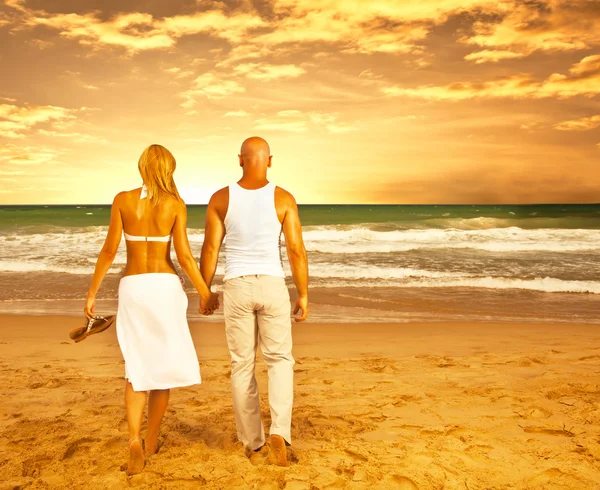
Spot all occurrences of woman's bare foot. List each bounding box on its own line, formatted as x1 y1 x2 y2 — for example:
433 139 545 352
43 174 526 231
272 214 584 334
267 434 288 466
144 437 160 457
127 438 145 475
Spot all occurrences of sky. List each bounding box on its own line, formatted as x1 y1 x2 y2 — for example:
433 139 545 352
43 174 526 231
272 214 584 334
0 0 600 204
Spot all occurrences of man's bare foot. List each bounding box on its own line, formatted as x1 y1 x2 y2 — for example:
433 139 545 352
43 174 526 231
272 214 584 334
127 438 145 475
267 434 288 466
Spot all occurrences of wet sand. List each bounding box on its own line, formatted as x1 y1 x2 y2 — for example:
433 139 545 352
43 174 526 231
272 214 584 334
1 315 600 489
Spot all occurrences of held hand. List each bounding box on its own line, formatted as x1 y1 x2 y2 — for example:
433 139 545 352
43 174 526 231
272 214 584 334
293 296 309 322
84 295 96 320
200 292 219 316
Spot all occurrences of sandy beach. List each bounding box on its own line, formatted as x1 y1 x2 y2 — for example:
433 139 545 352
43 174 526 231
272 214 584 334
0 316 599 489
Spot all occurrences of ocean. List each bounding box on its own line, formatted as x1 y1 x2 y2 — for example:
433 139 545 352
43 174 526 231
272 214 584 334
1 204 599 323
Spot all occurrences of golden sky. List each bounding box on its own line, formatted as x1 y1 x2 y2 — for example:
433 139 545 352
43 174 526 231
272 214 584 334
1 0 599 204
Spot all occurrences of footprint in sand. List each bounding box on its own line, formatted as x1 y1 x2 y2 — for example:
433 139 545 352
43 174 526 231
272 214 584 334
63 436 99 459
28 378 65 389
21 456 53 478
520 425 574 437
514 406 552 420
377 475 419 489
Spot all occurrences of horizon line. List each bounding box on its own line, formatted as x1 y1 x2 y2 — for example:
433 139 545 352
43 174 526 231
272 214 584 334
1 202 599 207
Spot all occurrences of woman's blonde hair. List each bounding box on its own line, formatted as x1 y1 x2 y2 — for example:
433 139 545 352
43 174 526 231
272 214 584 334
138 144 183 205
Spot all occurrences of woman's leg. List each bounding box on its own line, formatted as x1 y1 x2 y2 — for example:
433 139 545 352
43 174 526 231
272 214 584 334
125 381 147 475
146 389 170 455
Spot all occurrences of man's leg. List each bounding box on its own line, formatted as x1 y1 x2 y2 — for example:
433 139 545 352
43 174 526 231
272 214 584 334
224 277 265 450
257 276 294 462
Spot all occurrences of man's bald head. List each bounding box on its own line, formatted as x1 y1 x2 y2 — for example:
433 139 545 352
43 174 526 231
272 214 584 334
238 136 272 176
240 137 270 160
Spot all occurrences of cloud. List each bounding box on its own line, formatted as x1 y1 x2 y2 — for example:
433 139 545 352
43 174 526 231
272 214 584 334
223 110 250 117
381 55 600 100
520 121 546 131
180 73 245 108
0 121 27 139
164 67 194 79
254 119 308 133
277 110 303 117
359 69 383 80
0 103 75 125
461 0 600 64
553 115 600 131
0 103 76 138
0 170 25 175
0 144 62 166
6 3 265 54
37 129 105 143
233 63 306 80
464 50 524 64
4 0 510 63
253 110 358 133
245 0 498 60
325 123 358 133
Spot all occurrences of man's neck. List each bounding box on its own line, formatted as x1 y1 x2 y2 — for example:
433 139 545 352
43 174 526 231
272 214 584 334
237 176 269 190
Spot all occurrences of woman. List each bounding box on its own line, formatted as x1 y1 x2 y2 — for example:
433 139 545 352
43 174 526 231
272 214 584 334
84 144 218 475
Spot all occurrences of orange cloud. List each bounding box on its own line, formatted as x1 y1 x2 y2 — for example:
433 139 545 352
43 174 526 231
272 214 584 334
382 55 600 100
253 110 357 134
464 50 524 64
180 73 245 108
461 1 600 63
554 115 600 131
0 144 62 166
233 63 306 80
0 103 76 138
223 110 250 117
5 2 265 54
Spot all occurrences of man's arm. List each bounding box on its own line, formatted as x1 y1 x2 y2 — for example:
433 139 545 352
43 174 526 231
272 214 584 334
281 190 309 322
200 189 227 288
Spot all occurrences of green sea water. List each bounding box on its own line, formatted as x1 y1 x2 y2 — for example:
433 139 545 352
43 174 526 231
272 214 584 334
0 203 599 232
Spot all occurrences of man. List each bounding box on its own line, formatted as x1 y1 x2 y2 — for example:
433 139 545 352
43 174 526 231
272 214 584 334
200 136 309 466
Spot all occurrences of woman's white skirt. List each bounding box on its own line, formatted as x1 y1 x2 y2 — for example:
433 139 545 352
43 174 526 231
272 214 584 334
117 273 201 391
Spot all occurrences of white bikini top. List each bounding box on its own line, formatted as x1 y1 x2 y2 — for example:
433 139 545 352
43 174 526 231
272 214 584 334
123 185 172 242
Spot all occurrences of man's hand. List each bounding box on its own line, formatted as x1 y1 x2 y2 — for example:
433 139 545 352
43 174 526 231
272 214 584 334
200 291 220 315
293 296 309 322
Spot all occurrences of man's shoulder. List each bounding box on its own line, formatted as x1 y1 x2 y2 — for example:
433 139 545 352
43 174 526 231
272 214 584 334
208 186 230 215
209 186 229 202
274 185 296 204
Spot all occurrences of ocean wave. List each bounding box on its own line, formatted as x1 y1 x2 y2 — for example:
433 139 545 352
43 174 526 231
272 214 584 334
2 222 600 254
300 226 600 253
0 260 121 275
315 276 600 294
0 259 226 276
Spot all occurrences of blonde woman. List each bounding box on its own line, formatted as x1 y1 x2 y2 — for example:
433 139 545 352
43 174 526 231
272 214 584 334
84 144 218 475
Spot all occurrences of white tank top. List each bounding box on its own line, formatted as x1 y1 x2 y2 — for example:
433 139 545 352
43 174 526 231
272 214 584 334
223 182 285 281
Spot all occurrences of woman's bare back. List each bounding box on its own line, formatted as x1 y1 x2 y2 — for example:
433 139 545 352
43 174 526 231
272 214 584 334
119 187 180 277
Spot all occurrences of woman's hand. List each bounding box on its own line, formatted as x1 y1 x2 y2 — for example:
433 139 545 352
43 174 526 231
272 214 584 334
200 291 219 315
84 295 96 320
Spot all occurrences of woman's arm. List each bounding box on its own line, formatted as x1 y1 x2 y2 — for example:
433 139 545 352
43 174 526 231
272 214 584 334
84 193 124 318
172 201 218 312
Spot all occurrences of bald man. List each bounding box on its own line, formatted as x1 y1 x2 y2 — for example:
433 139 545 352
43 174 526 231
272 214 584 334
200 136 309 466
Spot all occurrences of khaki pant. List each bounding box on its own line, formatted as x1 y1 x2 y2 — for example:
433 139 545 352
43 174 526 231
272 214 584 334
223 275 294 450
